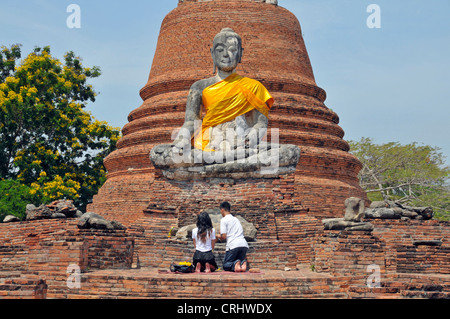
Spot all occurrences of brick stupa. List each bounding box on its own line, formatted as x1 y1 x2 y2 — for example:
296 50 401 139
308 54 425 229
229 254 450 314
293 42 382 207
89 0 367 227
2 0 449 300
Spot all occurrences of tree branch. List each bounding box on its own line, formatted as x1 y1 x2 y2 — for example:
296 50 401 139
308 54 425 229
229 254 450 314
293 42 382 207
365 183 423 194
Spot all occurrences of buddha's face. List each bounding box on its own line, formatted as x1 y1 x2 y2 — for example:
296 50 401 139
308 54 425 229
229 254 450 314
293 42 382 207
212 36 241 72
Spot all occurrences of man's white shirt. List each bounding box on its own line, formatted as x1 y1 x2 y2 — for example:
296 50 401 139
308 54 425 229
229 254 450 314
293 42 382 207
220 214 249 250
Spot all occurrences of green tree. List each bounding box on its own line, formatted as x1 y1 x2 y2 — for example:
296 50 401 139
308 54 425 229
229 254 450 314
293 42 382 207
349 138 450 220
0 44 120 214
0 179 40 222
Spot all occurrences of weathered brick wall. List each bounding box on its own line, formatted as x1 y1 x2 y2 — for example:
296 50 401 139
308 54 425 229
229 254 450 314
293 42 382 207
129 207 299 270
370 219 450 274
274 210 322 265
89 171 155 226
121 172 325 269
0 219 82 272
2 215 450 299
0 277 47 299
397 246 450 274
131 172 303 238
117 171 365 269
78 229 134 271
132 237 297 271
0 220 134 274
313 231 387 279
371 219 450 245
312 219 450 278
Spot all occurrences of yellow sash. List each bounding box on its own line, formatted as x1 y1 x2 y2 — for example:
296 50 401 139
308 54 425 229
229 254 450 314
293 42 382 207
194 73 274 151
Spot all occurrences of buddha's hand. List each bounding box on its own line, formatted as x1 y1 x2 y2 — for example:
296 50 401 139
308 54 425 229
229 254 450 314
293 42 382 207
171 137 191 155
245 129 259 149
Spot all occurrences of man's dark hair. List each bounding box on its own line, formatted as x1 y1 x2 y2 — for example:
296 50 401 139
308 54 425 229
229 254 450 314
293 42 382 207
220 201 231 212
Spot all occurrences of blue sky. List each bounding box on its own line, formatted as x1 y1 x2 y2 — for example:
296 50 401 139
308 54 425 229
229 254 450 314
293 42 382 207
1 0 449 165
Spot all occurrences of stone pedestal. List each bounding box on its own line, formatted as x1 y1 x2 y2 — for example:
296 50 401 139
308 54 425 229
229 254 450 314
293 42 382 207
123 166 327 268
141 169 306 240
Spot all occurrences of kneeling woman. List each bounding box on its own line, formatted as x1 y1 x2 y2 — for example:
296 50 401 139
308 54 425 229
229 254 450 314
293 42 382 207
192 212 218 273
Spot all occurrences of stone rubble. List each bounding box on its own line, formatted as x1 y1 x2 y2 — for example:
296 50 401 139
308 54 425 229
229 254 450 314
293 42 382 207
366 200 433 221
3 199 126 231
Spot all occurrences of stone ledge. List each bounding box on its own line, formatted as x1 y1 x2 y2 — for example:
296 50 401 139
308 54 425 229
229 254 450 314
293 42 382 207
150 143 300 180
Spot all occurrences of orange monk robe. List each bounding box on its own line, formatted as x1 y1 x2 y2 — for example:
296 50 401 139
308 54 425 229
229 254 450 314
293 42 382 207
194 73 274 151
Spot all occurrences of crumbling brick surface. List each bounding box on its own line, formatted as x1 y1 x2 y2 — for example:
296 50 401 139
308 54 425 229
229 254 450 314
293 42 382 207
0 219 134 274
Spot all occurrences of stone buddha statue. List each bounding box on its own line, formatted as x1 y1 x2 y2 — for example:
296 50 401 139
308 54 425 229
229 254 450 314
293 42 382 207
150 28 300 180
173 27 272 153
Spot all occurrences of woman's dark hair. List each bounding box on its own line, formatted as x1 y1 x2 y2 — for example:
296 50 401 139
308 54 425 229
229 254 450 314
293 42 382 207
197 212 213 244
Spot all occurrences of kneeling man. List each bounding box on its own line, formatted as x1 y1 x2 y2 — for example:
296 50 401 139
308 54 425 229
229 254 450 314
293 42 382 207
218 202 249 272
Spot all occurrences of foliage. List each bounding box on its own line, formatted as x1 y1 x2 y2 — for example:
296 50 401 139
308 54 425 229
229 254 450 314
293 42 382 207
0 44 120 215
0 179 41 222
349 137 450 220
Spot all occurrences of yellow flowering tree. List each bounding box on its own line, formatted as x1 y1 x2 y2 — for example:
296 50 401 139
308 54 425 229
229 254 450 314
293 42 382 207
0 45 121 214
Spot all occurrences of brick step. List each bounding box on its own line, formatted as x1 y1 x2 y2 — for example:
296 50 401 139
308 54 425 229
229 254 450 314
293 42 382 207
5 269 450 299
373 294 403 299
44 268 347 299
399 283 450 299
404 283 450 292
401 290 450 299
347 278 450 299
63 291 349 300
0 275 48 299
347 286 402 299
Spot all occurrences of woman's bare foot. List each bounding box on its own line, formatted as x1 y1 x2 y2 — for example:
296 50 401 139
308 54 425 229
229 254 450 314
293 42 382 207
205 263 212 273
234 261 242 272
195 263 202 273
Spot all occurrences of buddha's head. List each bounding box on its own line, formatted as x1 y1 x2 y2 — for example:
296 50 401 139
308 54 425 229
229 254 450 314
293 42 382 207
211 28 244 73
